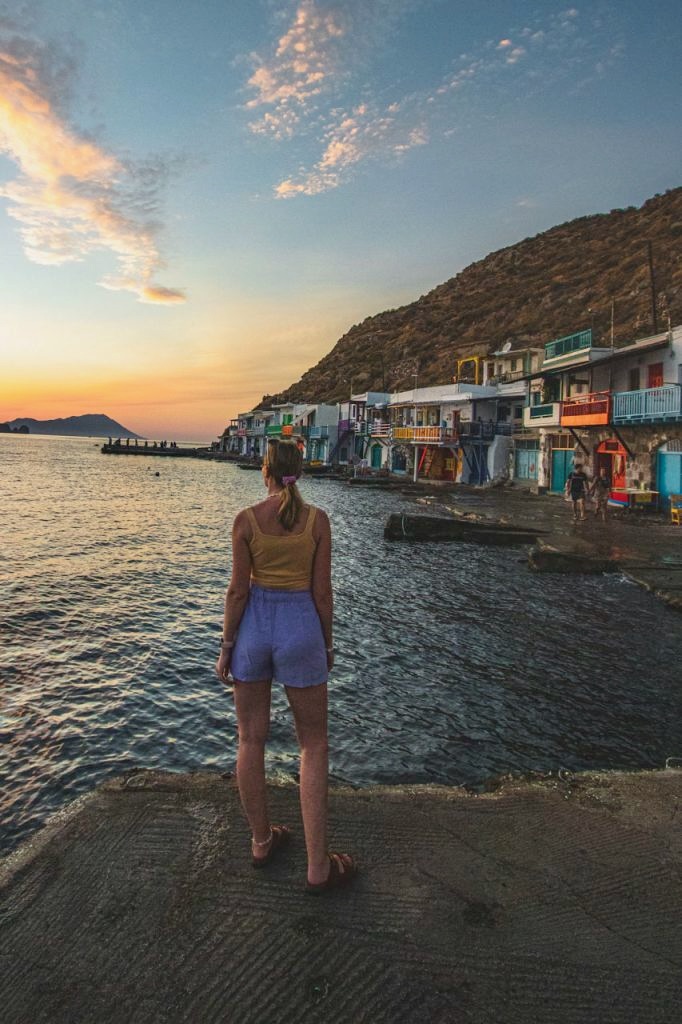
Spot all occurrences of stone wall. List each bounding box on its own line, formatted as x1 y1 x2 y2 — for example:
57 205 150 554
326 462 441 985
571 424 682 489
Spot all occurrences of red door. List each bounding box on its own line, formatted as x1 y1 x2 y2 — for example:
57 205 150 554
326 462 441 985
596 439 627 502
647 362 663 388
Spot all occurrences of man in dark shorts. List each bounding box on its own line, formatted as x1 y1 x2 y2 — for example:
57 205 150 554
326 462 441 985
565 463 589 521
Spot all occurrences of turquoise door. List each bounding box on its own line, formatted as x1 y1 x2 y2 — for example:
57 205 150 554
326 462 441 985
551 449 573 492
371 444 382 469
515 448 538 480
657 449 682 504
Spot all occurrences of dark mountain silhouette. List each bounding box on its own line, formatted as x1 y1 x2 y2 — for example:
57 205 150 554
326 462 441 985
8 414 142 438
262 188 682 405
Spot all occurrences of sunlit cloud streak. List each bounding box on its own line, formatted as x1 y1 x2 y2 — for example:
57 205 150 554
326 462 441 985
0 22 185 303
246 0 346 139
250 4 622 198
275 103 429 197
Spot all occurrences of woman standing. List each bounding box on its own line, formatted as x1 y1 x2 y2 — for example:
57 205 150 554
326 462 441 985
216 439 356 893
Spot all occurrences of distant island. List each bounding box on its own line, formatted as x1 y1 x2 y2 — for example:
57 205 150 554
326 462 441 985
0 422 30 434
4 414 142 439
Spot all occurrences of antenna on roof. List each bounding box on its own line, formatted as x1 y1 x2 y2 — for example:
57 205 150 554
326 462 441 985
501 341 512 353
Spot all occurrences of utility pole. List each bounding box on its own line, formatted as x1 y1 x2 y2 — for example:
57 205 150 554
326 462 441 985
647 240 658 333
610 298 615 351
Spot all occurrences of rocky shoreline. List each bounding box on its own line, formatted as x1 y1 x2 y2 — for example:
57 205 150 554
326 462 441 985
395 485 682 611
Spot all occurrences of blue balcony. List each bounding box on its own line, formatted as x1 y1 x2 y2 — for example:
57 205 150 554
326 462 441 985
612 385 682 424
543 329 592 363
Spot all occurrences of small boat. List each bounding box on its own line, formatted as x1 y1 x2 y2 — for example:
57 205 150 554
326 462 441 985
237 462 262 470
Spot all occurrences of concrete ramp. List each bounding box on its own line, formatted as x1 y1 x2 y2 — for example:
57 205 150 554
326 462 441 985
1 770 681 1023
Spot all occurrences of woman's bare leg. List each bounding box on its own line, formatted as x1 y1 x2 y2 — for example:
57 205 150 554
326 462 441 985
233 680 273 856
286 683 330 885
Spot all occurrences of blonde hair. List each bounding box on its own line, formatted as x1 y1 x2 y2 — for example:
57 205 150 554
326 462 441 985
264 439 304 530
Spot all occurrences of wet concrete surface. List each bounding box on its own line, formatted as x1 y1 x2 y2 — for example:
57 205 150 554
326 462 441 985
413 486 682 609
1 769 681 1024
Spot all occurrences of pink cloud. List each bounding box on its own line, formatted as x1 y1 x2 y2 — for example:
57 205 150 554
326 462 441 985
0 38 185 303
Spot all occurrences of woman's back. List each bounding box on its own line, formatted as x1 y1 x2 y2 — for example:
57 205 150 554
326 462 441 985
246 500 318 590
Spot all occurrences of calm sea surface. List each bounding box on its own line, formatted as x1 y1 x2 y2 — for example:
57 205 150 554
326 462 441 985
2 434 681 854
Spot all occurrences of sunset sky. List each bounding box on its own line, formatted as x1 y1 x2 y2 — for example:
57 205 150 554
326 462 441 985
1 0 681 440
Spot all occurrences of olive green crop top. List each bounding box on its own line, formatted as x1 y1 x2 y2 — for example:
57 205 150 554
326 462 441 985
246 505 317 590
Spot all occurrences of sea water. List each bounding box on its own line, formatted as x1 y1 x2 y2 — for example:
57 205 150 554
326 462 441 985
1 434 681 854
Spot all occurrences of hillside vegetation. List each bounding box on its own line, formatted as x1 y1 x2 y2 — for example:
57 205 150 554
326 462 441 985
262 188 682 405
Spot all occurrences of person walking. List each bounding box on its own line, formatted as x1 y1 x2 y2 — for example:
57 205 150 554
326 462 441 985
565 463 590 521
216 439 357 893
590 467 611 523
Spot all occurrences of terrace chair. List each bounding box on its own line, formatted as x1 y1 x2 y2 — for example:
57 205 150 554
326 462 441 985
671 495 682 525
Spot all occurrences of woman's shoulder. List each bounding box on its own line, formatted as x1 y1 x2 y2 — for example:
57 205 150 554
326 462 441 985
310 505 330 534
233 507 254 528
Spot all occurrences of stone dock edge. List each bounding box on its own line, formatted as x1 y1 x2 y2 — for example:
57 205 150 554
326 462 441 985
1 767 681 1023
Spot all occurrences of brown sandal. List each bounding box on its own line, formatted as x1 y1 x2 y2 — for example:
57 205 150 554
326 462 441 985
306 852 357 894
252 825 291 868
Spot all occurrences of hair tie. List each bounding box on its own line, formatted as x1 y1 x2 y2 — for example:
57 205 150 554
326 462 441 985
281 475 298 486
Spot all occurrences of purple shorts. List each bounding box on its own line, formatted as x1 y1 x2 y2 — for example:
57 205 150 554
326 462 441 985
231 585 328 688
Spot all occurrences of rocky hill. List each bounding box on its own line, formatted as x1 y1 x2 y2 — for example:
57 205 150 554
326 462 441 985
8 414 141 438
262 188 682 405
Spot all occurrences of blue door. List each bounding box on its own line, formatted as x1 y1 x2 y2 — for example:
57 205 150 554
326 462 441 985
515 448 538 480
371 444 382 469
551 449 573 492
657 449 682 505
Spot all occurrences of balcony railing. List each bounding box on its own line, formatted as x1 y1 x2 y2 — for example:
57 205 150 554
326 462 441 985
458 421 512 439
560 391 611 427
392 425 440 442
298 425 329 439
529 404 554 418
391 425 459 444
265 424 282 436
487 369 527 385
544 329 593 363
338 418 358 434
612 385 682 424
237 428 247 437
522 402 561 428
246 426 265 436
369 421 390 436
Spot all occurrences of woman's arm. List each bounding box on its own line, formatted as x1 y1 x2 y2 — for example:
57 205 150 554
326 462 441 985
216 510 252 683
311 509 334 668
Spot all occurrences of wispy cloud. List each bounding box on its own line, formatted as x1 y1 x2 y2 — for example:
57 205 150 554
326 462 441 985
246 0 347 139
0 20 185 303
247 3 622 199
275 102 428 197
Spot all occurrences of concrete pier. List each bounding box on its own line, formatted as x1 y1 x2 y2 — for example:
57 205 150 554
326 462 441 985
1 769 681 1023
